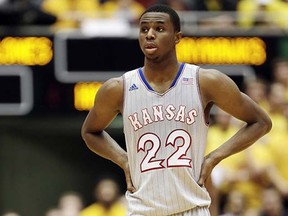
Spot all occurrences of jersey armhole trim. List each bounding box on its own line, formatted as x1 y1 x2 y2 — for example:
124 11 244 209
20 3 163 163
196 67 210 127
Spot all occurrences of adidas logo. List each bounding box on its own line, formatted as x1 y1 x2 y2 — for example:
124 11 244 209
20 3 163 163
129 83 139 91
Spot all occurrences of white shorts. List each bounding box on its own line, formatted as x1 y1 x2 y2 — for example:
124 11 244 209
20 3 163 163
170 206 210 216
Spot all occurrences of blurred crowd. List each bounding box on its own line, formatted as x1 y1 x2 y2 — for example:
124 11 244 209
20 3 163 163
1 0 288 216
207 58 288 216
0 0 288 30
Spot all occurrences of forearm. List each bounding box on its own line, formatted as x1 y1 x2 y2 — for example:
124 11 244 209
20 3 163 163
82 130 128 169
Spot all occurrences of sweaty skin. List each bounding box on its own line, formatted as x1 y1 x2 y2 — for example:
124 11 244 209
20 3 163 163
81 11 272 215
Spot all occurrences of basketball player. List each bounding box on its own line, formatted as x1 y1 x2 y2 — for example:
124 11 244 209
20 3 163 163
81 4 272 216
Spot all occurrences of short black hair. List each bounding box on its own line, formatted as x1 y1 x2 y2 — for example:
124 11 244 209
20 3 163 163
140 4 181 32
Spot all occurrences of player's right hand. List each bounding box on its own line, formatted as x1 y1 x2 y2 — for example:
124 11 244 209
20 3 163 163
123 161 136 193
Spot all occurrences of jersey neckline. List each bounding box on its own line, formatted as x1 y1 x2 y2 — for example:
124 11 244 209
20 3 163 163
138 63 185 93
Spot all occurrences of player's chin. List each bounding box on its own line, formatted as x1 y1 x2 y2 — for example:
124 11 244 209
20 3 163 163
144 51 159 59
145 55 159 61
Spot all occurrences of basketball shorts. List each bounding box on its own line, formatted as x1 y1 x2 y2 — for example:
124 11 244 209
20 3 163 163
170 206 210 216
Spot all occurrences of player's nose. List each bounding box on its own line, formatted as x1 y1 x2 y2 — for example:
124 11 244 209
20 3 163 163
146 28 155 40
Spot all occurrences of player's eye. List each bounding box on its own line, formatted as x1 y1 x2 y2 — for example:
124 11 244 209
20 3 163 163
141 27 148 33
156 26 164 32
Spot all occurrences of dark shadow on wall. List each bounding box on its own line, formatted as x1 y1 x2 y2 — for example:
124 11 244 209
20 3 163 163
0 114 126 216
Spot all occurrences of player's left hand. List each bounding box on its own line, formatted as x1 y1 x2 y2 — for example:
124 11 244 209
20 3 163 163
197 155 215 186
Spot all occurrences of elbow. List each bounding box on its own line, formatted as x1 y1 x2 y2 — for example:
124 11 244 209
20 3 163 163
81 125 93 148
81 125 89 146
266 118 272 134
81 125 103 150
261 115 272 135
81 127 95 151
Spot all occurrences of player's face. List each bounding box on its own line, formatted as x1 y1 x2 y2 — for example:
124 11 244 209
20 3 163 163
138 12 180 61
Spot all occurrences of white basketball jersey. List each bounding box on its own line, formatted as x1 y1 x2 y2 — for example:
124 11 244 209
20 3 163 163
122 63 211 216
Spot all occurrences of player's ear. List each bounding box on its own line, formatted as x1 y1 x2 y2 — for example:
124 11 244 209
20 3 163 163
175 31 182 44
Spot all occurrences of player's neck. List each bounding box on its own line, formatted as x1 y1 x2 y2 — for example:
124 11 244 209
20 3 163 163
143 58 180 80
144 63 180 84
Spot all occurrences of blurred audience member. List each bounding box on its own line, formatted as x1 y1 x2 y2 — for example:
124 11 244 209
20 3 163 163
135 0 156 8
45 192 83 216
0 0 56 25
265 140 288 200
45 208 61 216
203 0 238 11
221 189 247 216
265 116 288 199
156 0 192 11
244 78 269 111
245 82 288 204
266 82 287 134
2 212 20 216
272 58 288 100
41 0 101 28
80 176 127 216
137 0 157 8
58 191 84 216
41 0 144 29
237 0 288 29
259 186 288 216
100 0 145 23
195 0 237 29
243 76 288 209
206 107 241 189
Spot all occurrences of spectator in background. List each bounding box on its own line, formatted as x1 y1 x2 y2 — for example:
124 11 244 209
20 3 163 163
196 0 238 29
135 0 156 8
272 58 288 100
156 0 238 11
41 0 101 28
259 186 288 216
45 208 61 216
156 0 192 11
58 191 84 216
202 0 238 11
205 107 241 193
243 74 288 211
243 78 270 112
41 0 145 29
237 0 288 29
1 212 20 216
265 135 288 203
266 82 287 135
264 87 288 199
0 0 56 25
45 191 84 216
221 189 247 216
80 176 127 216
244 81 288 214
100 0 145 23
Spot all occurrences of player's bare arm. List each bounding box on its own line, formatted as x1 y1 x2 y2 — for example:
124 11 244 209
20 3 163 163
81 77 136 192
197 68 272 185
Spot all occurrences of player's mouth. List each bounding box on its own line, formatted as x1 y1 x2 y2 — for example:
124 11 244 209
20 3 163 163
144 44 158 54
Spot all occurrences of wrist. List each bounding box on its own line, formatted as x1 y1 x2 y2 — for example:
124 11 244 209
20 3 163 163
205 151 224 167
115 153 128 170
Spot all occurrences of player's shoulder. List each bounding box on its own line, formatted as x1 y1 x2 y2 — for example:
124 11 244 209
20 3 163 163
198 67 229 83
101 68 140 92
123 68 139 80
100 76 123 95
198 67 240 100
182 63 225 83
96 77 123 108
